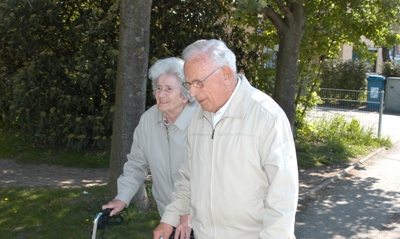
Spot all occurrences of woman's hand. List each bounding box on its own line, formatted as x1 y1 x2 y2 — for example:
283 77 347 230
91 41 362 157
101 199 126 216
153 222 173 239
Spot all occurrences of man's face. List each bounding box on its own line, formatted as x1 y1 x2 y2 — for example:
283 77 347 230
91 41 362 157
184 57 225 113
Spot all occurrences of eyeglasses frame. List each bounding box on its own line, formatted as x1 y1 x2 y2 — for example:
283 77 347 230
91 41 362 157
182 66 223 90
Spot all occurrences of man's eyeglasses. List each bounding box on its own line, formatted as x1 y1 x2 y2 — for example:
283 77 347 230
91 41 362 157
182 66 223 90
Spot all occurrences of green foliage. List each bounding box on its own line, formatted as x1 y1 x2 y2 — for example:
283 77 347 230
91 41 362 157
295 59 370 131
0 0 119 150
296 116 392 168
294 89 322 135
235 24 277 95
149 0 276 95
2 0 400 151
233 2 282 95
0 186 160 239
148 0 244 104
0 0 247 150
0 125 110 168
381 61 400 77
301 0 400 61
294 0 400 132
150 0 232 59
320 59 370 90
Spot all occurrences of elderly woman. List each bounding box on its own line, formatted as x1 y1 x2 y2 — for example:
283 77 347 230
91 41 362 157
102 57 197 236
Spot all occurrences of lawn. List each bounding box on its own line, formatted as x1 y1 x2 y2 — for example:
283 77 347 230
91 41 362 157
0 186 160 239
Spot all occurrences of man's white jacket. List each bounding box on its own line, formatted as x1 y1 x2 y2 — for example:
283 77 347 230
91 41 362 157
162 75 299 239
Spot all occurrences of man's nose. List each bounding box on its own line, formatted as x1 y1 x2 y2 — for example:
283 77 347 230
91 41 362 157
189 85 198 97
189 86 197 97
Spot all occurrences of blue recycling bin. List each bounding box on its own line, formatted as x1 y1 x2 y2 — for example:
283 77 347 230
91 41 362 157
367 75 385 109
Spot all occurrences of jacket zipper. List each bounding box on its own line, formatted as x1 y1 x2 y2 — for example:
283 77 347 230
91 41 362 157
210 116 226 139
164 124 173 183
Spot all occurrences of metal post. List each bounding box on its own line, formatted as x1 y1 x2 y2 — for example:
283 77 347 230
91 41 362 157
378 90 384 138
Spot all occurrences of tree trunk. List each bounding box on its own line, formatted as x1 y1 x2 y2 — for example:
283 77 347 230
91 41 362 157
274 28 303 131
262 1 305 131
108 0 152 210
382 47 391 62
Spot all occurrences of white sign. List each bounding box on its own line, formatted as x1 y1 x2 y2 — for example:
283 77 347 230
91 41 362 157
370 87 379 99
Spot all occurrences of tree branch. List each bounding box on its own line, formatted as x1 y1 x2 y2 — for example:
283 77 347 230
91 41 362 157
261 0 304 34
260 6 286 34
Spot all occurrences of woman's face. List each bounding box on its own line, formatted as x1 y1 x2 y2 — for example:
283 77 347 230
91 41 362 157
155 73 188 116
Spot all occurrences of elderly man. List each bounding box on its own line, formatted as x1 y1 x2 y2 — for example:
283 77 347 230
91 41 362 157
154 39 298 239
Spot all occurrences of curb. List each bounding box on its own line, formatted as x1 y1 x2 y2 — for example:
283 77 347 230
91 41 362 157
298 147 386 202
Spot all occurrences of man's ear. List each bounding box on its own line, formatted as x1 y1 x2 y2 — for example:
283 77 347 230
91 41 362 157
222 66 234 86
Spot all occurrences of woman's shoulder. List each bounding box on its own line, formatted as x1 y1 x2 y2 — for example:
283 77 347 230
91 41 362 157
140 104 161 121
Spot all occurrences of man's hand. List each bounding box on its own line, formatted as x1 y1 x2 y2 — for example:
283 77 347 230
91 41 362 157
102 199 126 217
153 222 173 239
174 214 192 239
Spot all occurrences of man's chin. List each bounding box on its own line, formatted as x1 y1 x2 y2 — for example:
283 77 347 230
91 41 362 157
200 105 213 112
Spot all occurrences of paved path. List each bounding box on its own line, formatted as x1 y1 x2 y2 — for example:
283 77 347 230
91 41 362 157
295 141 400 238
0 159 108 188
295 109 400 238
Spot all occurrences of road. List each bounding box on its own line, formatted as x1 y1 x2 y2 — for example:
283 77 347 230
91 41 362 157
295 141 400 239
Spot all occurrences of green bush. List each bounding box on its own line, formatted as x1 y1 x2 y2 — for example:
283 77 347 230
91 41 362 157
0 0 119 150
381 61 400 77
296 115 392 168
0 0 247 150
320 59 371 90
319 59 371 105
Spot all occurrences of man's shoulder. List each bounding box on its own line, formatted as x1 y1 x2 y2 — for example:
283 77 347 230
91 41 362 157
244 84 286 118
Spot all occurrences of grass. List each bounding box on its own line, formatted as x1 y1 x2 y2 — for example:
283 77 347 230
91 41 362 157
296 116 392 168
0 186 160 239
0 116 394 238
0 126 160 238
0 127 110 168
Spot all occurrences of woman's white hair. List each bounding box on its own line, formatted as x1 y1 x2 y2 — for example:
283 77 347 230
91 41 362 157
148 57 194 103
182 39 237 77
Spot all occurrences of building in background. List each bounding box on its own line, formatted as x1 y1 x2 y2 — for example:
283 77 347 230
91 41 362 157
339 37 400 73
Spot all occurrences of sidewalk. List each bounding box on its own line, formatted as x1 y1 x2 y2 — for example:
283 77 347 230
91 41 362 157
295 135 400 239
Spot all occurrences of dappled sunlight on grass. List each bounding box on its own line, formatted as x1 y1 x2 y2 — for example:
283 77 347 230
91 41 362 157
0 186 159 239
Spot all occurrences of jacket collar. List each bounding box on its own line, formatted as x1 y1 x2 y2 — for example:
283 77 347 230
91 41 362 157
158 101 199 131
175 101 198 130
